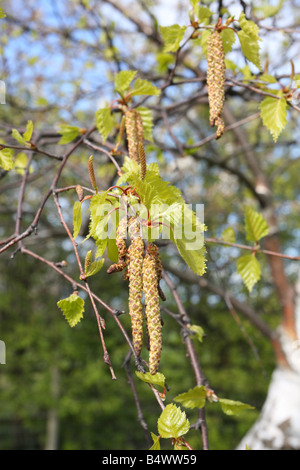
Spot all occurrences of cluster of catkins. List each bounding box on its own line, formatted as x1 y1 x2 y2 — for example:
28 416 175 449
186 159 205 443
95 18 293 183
107 216 164 375
207 30 226 139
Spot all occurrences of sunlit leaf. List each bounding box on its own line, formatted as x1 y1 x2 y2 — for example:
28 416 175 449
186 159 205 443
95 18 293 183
237 254 261 292
174 386 207 409
157 404 190 439
57 293 85 327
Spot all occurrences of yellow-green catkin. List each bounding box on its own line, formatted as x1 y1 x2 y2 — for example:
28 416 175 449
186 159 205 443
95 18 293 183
143 243 162 375
107 216 128 274
127 217 144 357
207 30 225 139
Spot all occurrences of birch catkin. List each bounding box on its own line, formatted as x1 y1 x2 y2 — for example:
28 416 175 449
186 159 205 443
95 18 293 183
107 216 128 274
207 30 225 139
125 109 144 163
143 243 162 375
127 217 144 357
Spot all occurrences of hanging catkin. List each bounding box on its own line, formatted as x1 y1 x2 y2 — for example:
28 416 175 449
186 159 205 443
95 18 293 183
143 243 162 375
125 109 145 163
107 216 128 274
127 217 144 357
207 30 225 139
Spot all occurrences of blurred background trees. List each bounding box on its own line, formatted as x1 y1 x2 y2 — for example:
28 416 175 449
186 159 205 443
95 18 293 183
0 0 300 450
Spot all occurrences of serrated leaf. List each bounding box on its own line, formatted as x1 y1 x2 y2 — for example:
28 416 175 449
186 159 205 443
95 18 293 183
260 96 287 142
195 6 213 22
12 128 27 145
58 125 80 145
219 398 255 416
159 24 187 53
114 70 137 93
238 30 261 69
0 147 14 171
131 78 160 97
239 12 260 40
174 386 207 410
150 433 161 451
189 324 205 343
23 120 33 142
73 201 82 239
222 227 236 243
244 205 269 242
57 293 85 327
157 404 190 439
237 254 261 292
221 28 236 54
135 371 166 389
95 107 115 142
85 258 104 277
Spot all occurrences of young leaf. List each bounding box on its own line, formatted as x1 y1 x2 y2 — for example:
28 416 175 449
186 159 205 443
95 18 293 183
57 293 85 327
195 6 213 23
157 404 190 439
135 371 166 389
23 120 33 142
219 398 255 416
237 30 261 69
222 226 236 243
174 386 207 410
149 433 161 451
260 96 287 142
85 258 104 277
159 24 187 53
58 125 80 145
114 70 137 94
189 324 205 343
0 8 6 19
239 12 260 40
14 152 33 175
244 205 269 242
0 147 14 171
220 28 236 54
12 128 27 146
131 78 160 97
73 201 82 239
237 254 261 292
96 107 115 142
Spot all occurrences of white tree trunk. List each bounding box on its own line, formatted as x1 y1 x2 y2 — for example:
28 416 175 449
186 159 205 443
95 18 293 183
237 274 300 450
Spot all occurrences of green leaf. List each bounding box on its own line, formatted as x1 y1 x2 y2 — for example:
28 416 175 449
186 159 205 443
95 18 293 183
114 70 137 93
260 96 287 142
0 147 14 171
95 107 115 142
0 8 6 19
244 205 269 242
131 78 161 97
58 125 80 145
157 404 190 439
220 28 236 54
73 201 82 239
222 227 236 243
200 30 212 57
85 258 104 277
57 293 85 327
195 6 213 23
219 398 255 416
237 30 261 69
107 236 119 263
237 254 261 292
159 24 187 53
150 433 161 451
174 386 207 410
12 128 27 146
239 12 260 40
23 120 33 142
14 152 33 175
135 371 166 389
189 324 205 343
